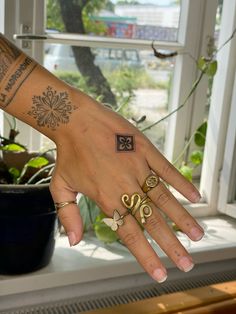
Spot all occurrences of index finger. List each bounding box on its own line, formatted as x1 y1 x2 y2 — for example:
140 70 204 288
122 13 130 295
147 144 201 203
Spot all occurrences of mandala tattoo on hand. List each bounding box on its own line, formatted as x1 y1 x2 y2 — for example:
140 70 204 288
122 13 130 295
116 134 135 152
28 86 77 130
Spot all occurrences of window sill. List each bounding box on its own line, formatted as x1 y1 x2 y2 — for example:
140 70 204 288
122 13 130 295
0 215 236 299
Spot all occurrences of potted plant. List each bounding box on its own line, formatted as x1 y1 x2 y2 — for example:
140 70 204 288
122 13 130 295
0 121 57 275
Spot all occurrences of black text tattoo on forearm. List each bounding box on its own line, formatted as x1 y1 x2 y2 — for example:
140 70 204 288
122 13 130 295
0 34 37 108
28 86 77 130
116 134 136 152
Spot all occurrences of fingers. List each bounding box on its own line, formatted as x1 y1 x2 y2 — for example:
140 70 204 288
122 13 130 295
97 180 169 282
50 178 83 246
127 190 196 273
135 207 195 273
116 214 167 283
148 181 204 241
147 144 201 203
106 178 195 281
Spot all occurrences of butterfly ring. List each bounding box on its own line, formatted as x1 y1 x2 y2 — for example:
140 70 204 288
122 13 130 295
102 209 130 231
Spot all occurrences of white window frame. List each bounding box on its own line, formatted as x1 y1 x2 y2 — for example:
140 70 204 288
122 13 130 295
0 0 220 216
218 76 236 218
200 0 236 217
205 0 236 219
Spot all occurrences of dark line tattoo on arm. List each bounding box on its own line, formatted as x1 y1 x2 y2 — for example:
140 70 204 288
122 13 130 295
116 134 136 152
28 86 77 130
0 33 37 108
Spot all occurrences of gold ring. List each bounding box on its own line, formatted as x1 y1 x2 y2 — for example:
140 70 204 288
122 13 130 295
102 209 129 231
121 192 152 224
54 200 77 211
142 174 160 193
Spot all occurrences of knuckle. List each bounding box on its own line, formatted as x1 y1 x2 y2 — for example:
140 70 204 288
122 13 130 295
161 163 174 178
156 191 171 206
57 210 72 224
49 181 55 193
49 180 59 197
142 254 158 270
122 231 140 248
146 215 163 233
138 136 149 154
165 240 179 253
95 189 110 212
177 211 194 227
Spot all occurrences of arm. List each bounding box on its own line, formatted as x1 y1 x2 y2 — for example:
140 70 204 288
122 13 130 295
0 33 203 283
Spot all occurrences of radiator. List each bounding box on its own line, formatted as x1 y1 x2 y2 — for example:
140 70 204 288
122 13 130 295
1 259 236 314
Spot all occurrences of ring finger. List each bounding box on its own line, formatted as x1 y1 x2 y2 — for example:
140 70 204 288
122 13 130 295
128 190 195 273
146 179 204 241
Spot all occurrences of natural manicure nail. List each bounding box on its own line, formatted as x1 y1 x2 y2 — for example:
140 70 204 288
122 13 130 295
192 192 201 203
152 268 167 283
179 257 194 272
190 227 204 241
67 231 77 247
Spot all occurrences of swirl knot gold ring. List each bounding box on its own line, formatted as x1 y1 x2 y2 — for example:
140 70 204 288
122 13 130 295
142 174 160 193
121 193 152 224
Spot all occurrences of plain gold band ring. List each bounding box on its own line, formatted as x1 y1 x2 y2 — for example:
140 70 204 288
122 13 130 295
54 200 77 211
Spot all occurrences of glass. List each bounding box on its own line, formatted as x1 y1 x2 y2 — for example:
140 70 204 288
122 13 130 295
46 0 181 42
43 44 175 153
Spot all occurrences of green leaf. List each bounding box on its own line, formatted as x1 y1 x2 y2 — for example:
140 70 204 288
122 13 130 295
190 150 203 165
194 121 207 147
79 195 100 232
1 143 25 152
8 167 20 182
197 57 217 77
26 156 49 168
94 213 119 244
197 56 207 72
206 60 217 77
179 165 193 181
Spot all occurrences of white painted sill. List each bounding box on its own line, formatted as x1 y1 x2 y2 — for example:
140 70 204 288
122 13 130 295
0 215 236 298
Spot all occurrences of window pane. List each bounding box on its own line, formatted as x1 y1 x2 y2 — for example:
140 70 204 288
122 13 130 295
46 0 181 42
43 44 174 153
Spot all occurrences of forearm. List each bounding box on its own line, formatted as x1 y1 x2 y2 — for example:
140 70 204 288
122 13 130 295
0 33 81 142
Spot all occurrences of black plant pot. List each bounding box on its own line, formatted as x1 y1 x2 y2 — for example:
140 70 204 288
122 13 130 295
0 184 58 274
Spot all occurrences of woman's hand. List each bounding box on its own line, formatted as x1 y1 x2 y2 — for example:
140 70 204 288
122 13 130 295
50 89 204 283
0 33 203 282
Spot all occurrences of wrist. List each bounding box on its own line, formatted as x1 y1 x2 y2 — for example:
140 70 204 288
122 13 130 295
52 87 100 146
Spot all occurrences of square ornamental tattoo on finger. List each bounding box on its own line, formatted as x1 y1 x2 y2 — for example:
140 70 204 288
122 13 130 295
116 134 136 152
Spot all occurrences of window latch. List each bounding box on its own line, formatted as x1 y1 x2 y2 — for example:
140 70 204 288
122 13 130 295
14 34 48 40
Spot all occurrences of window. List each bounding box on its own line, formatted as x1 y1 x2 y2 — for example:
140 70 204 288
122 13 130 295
200 0 236 219
1 0 224 216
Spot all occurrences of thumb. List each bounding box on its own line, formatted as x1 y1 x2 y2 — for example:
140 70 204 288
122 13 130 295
50 178 84 247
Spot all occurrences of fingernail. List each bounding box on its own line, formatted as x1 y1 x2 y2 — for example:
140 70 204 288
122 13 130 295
190 227 204 241
191 192 201 203
152 268 167 283
179 257 194 272
67 232 77 247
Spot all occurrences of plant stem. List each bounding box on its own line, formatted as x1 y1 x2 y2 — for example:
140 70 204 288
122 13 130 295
26 163 55 184
173 132 196 165
84 196 94 230
3 114 14 130
141 70 205 132
216 26 236 55
35 176 52 185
